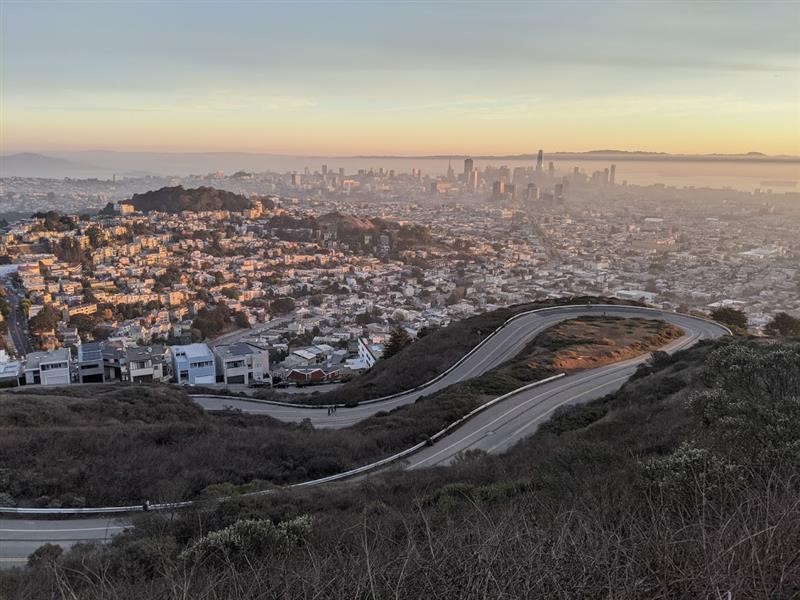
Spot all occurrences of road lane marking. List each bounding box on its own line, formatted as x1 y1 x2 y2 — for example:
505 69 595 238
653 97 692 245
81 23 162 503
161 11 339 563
408 368 631 468
487 373 633 452
0 526 129 533
408 330 701 469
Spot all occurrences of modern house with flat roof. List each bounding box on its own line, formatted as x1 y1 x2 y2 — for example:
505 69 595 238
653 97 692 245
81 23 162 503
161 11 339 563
77 341 105 384
213 342 270 385
171 343 215 385
24 348 72 386
124 344 171 383
0 350 22 387
357 337 384 370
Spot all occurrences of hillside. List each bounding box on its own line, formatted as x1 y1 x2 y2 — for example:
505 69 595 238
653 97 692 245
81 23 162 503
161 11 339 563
3 339 797 598
0 308 666 508
121 185 254 213
267 296 644 405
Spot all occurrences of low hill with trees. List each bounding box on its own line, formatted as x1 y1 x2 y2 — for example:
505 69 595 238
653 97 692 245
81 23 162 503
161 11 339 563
120 186 254 214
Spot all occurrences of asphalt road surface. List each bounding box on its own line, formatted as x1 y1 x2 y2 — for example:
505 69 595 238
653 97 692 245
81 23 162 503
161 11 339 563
194 305 726 429
1 278 35 357
0 518 131 568
0 305 729 566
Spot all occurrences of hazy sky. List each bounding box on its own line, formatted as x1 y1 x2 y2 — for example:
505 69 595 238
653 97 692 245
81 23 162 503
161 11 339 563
1 0 798 155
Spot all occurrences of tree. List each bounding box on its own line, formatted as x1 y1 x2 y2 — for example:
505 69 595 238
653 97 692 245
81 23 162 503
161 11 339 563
382 326 412 360
233 311 250 329
29 304 60 333
85 225 103 248
221 287 241 300
27 543 63 568
19 298 31 319
355 311 374 326
765 312 800 338
710 307 747 332
270 297 295 315
70 314 99 338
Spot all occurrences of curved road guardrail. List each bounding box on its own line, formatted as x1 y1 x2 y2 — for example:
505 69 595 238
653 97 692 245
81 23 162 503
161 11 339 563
192 304 730 411
0 374 567 515
0 304 730 517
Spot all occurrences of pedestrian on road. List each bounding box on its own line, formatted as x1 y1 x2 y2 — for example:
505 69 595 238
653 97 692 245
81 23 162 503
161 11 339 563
327 407 331 416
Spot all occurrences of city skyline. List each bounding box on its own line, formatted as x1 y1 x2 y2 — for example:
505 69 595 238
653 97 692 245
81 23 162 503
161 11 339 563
1 0 799 155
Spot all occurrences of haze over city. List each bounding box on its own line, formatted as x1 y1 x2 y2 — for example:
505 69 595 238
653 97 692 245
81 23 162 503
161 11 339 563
2 0 799 156
1 1 799 596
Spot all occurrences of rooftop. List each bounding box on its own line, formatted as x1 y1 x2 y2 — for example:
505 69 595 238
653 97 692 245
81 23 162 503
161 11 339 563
172 343 213 360
214 341 267 358
25 348 71 369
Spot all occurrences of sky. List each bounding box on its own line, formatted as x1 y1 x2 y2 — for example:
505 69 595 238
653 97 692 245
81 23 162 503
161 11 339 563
1 0 799 156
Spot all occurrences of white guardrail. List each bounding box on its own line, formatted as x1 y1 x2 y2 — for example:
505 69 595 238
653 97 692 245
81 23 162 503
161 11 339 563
0 374 566 515
191 303 730 409
0 303 730 516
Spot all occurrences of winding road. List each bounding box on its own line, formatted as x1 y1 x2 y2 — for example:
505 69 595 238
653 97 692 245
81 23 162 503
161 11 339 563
0 305 730 567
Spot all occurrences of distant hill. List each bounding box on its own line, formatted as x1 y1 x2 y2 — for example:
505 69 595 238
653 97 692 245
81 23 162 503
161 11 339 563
351 150 799 163
316 211 376 234
121 186 254 213
0 153 110 178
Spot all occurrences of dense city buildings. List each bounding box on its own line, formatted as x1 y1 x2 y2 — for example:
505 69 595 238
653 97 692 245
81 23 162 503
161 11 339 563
0 155 798 386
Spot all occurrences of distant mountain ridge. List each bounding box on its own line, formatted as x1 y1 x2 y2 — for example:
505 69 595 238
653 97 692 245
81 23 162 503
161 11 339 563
0 153 109 178
2 149 798 180
349 150 799 162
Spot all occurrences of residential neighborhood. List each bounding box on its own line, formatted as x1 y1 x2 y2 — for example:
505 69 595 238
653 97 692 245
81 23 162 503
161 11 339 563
0 159 797 388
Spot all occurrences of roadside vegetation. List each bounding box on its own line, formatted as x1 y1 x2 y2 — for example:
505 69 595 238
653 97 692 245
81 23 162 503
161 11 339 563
1 312 671 508
255 295 643 405
2 339 797 598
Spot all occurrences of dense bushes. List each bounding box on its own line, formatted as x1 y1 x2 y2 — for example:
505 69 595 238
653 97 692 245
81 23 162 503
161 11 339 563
2 340 797 598
1 313 679 508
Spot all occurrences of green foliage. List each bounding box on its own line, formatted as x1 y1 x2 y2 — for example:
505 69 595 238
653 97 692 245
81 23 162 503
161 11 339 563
302 296 636 406
27 543 63 568
641 442 740 502
233 310 250 329
765 312 800 338
382 325 411 360
710 306 748 332
31 211 77 232
220 287 240 300
631 349 674 379
191 305 232 339
70 313 99 338
539 403 609 435
5 338 799 599
270 297 295 315
689 342 800 461
125 186 253 214
179 515 312 563
110 535 178 578
424 480 530 511
29 304 60 333
54 236 86 263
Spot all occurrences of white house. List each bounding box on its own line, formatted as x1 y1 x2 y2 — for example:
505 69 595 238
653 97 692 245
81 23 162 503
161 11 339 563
24 348 72 386
0 349 21 387
357 337 384 370
213 342 270 385
171 343 215 385
124 344 171 383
